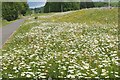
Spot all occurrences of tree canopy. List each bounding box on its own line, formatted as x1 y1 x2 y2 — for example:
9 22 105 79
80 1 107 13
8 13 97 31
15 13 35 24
2 2 30 21
44 1 95 13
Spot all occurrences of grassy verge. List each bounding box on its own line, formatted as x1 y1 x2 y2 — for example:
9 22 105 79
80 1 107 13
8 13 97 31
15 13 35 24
1 19 19 27
2 15 27 27
2 8 119 78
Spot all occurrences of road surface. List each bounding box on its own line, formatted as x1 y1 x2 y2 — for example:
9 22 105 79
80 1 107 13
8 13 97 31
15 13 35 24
0 18 25 48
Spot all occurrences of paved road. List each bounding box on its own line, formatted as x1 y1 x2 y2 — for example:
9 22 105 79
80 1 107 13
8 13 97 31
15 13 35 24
0 18 25 48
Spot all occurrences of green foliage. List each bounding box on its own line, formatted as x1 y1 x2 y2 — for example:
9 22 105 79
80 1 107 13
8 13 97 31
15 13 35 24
44 1 96 13
44 2 80 13
110 2 119 7
20 3 29 16
80 2 95 9
44 1 119 13
2 2 29 21
2 2 18 21
93 2 119 7
63 2 80 11
94 2 108 7
44 2 61 13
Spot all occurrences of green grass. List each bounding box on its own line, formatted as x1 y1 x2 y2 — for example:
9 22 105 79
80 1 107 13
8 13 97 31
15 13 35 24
2 15 26 27
2 8 119 78
37 8 118 25
2 20 12 27
0 20 1 27
2 20 16 27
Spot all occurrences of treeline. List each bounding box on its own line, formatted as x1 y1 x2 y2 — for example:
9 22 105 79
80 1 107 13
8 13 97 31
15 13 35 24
94 2 118 7
34 1 118 13
2 2 30 21
44 2 95 13
44 2 80 13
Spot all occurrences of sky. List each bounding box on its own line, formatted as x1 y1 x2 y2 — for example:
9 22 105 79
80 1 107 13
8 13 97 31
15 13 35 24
27 0 107 9
27 0 46 9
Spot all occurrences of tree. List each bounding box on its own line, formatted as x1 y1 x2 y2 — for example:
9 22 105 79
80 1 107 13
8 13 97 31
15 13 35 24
44 2 80 13
63 2 80 11
2 2 18 21
2 2 29 21
20 3 29 16
80 0 95 9
93 2 108 7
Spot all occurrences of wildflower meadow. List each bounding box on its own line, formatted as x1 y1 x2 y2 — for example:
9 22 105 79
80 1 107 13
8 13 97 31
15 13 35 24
2 8 119 79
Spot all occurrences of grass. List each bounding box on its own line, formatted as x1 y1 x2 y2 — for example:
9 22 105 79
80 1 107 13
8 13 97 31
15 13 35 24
2 15 26 27
37 8 118 25
2 20 13 27
0 20 1 27
2 8 119 78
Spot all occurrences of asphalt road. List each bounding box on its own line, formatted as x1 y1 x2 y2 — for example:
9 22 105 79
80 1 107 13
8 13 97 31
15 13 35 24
0 18 25 48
